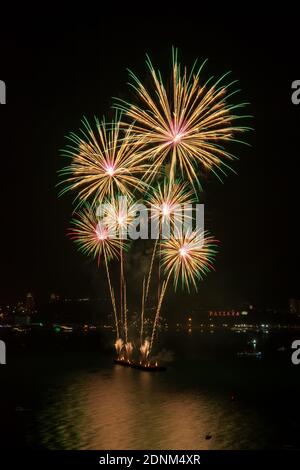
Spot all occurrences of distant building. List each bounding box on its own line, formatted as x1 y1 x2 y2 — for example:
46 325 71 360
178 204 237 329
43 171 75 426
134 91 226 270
25 292 35 314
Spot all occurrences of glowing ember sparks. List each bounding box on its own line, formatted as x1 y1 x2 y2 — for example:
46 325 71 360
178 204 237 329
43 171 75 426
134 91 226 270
125 341 133 360
140 340 150 362
115 338 124 358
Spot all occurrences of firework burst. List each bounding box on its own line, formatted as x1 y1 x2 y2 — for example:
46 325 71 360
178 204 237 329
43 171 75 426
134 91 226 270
116 48 250 190
59 114 149 205
68 204 123 264
148 179 195 225
102 196 138 238
161 230 218 292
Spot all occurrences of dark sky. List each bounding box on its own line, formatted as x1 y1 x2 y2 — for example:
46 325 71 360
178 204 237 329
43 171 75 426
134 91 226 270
0 15 299 309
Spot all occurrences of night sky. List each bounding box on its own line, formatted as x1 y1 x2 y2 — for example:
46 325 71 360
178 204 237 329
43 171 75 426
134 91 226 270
0 15 299 309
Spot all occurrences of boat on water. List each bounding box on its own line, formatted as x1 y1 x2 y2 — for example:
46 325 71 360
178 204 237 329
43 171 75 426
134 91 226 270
113 358 166 372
